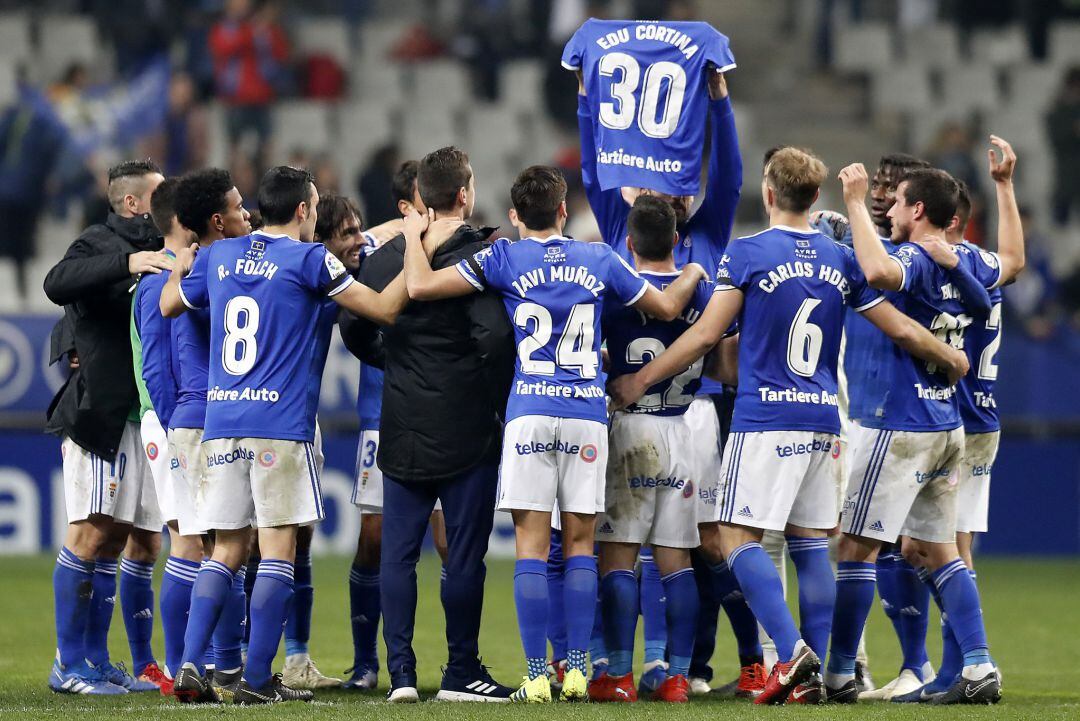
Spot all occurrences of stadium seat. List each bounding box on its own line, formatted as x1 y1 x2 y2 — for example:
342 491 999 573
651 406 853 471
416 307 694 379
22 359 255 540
334 101 395 182
500 60 544 106
23 257 57 313
1048 22 1080 65
906 108 969 154
871 65 933 114
0 259 22 313
400 106 461 163
901 24 962 68
833 23 895 74
351 58 407 107
359 19 412 65
296 19 351 65
1007 64 1063 114
38 16 98 78
970 26 1031 68
465 105 524 159
411 60 471 102
940 65 1001 113
0 13 31 64
273 102 333 156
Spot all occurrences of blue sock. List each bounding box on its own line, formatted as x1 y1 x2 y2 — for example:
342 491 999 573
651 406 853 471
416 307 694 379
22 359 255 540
564 555 598 674
919 567 961 692
727 542 800 661
513 558 548 679
84 559 118 666
285 550 312 658
895 556 931 675
53 547 95 668
588 594 607 669
875 550 905 643
600 570 637 676
786 537 835 661
827 561 876 678
348 564 381 671
244 560 295 689
546 534 567 662
212 566 246 673
161 557 199 677
241 556 258 650
661 568 699 678
119 558 156 674
638 551 666 666
712 561 763 661
179 560 233 673
932 560 990 668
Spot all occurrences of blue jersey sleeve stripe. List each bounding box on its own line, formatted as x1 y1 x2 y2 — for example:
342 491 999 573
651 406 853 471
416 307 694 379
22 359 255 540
456 262 485 291
853 295 885 313
985 251 1004 289
326 274 355 297
561 60 580 70
713 283 739 293
177 283 199 310
623 279 649 307
712 61 737 72
888 255 907 290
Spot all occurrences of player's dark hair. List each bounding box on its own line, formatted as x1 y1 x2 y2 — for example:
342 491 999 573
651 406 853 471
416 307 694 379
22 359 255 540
106 158 162 212
898 168 959 229
392 160 419 205
510 165 567 230
175 168 234 238
627 195 677 261
877 153 930 180
418 147 471 212
150 177 179 236
954 179 972 229
315 194 362 244
258 166 315 226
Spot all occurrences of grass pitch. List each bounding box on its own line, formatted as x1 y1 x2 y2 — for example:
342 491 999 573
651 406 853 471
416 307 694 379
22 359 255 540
0 554 1077 719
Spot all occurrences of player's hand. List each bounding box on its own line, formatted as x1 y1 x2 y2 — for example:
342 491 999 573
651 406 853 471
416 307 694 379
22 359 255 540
810 209 851 243
988 134 1016 184
681 262 708 282
608 373 647 412
128 250 174 276
423 217 464 255
707 69 728 100
945 348 970 386
68 350 79 370
575 69 585 96
173 242 198 276
914 237 959 269
403 207 430 240
838 163 869 205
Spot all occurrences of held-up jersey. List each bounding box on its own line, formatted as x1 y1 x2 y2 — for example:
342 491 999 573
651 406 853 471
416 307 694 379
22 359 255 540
715 226 883 434
863 242 1001 432
604 273 714 416
131 264 178 427
956 241 1004 433
457 236 648 424
562 19 736 196
179 230 355 442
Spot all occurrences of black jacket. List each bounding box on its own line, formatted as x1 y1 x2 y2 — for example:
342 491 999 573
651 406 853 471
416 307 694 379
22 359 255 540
339 226 514 483
43 212 162 460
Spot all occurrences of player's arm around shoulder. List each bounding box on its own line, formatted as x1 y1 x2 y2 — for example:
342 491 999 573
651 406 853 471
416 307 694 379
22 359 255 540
633 261 707 321
861 300 969 385
840 163 903 291
401 208 478 301
160 243 199 318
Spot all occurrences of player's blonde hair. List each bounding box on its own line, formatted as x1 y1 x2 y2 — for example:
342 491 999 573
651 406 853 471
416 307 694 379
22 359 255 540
765 147 828 213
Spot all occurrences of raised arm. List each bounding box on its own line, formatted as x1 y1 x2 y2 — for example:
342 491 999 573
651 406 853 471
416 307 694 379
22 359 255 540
692 72 742 244
987 135 1025 285
332 271 410 326
610 288 742 410
631 263 707 321
841 163 904 290
577 72 629 246
401 209 476 301
861 300 970 385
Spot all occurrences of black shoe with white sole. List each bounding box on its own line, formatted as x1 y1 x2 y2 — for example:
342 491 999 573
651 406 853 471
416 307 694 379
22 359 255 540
825 679 859 704
930 671 1001 705
173 664 219 704
436 665 513 702
233 674 314 705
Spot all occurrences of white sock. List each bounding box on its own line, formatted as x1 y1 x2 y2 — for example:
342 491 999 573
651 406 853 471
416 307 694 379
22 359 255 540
962 662 996 681
825 670 855 688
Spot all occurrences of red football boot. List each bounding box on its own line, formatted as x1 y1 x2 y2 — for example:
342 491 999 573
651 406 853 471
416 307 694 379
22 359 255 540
588 671 637 702
651 674 690 703
754 645 820 705
735 662 767 699
787 673 824 704
136 662 173 696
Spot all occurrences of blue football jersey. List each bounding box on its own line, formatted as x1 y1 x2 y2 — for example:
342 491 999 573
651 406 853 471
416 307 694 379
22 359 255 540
306 298 339 427
955 241 1004 433
357 364 383 432
716 226 882 434
133 268 178 428
170 303 212 431
179 230 355 442
457 236 648 424
863 242 1001 432
604 272 714 416
840 235 895 423
562 18 736 196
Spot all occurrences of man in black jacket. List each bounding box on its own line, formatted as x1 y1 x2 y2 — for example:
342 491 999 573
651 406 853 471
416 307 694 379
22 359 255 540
43 159 172 694
342 147 515 703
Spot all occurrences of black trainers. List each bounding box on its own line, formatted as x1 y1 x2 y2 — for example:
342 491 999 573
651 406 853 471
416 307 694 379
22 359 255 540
173 663 219 704
931 671 1001 705
233 673 314 705
436 664 513 702
211 667 243 704
825 679 859 704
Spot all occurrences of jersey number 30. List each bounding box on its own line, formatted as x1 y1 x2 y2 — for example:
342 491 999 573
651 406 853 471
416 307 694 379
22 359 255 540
599 52 687 139
515 302 598 379
223 295 260 375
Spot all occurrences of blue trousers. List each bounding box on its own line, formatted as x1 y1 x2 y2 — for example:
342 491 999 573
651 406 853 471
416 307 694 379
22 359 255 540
381 463 498 679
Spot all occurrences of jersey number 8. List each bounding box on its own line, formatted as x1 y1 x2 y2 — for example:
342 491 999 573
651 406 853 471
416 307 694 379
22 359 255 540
598 52 687 139
223 295 260 376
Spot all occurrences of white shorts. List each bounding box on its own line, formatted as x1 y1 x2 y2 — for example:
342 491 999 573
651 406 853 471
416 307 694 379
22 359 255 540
350 429 442 515
596 412 700 548
140 411 172 522
199 437 323 530
498 415 607 515
167 427 209 536
955 430 999 534
840 425 964 544
62 422 162 532
716 430 841 531
684 398 723 524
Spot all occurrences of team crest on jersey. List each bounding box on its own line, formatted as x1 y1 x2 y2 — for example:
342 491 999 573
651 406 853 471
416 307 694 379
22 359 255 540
979 250 999 268
258 450 277 468
579 444 599 463
146 442 159 461
325 252 347 279
544 245 567 263
246 239 266 260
